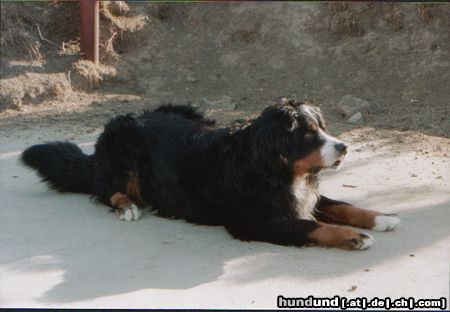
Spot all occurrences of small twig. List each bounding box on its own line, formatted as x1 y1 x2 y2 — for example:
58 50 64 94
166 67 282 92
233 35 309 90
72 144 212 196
64 70 72 101
36 24 57 47
342 184 357 188
104 31 118 51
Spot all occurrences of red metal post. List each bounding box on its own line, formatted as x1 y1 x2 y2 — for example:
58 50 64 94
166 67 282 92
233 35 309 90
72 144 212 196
80 0 99 65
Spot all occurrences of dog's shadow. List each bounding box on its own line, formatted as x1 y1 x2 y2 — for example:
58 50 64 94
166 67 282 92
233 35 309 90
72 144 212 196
7 199 450 303
1 154 449 304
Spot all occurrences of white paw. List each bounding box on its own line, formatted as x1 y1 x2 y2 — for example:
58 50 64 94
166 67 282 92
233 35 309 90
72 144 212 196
116 204 142 222
356 232 374 250
131 204 142 221
372 214 400 231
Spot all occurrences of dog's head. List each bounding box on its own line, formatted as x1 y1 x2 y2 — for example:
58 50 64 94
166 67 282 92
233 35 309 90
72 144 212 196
249 98 347 176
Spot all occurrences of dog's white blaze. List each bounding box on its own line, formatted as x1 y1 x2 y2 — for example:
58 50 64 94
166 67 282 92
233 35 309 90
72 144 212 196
292 176 319 220
319 129 344 166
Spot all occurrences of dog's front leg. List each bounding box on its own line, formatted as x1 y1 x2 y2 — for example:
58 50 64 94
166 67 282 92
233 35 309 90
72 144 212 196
225 218 374 250
315 195 400 232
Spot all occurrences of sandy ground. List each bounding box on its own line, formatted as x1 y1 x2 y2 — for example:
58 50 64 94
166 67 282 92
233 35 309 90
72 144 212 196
0 122 449 309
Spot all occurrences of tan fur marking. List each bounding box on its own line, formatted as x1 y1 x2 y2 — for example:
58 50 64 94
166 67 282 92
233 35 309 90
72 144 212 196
110 192 132 209
319 204 380 229
309 123 318 132
308 222 366 250
126 173 145 206
110 172 146 210
293 149 324 179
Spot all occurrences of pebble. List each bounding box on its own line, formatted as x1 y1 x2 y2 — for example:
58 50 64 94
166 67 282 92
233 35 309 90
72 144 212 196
347 112 363 124
200 96 237 110
186 75 197 83
336 95 370 117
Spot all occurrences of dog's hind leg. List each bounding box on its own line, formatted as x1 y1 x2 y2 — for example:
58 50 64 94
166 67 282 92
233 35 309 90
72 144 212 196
110 192 142 222
315 195 400 232
108 172 147 222
93 114 148 221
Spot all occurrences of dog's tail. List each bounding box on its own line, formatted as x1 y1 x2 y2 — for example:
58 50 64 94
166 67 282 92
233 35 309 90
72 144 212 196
21 142 95 194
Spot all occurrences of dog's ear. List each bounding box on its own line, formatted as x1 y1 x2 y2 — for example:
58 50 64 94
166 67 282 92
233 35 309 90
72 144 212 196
280 97 289 105
258 105 297 131
248 110 295 172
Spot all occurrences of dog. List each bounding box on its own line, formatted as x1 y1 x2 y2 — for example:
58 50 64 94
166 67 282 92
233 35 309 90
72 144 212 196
22 99 400 250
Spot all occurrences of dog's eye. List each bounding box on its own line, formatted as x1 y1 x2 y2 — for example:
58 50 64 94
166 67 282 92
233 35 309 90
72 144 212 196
304 125 318 140
293 112 300 118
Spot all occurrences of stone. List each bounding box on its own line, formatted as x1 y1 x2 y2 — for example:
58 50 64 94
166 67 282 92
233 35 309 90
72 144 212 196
200 96 237 110
336 95 370 117
186 75 197 83
346 112 363 124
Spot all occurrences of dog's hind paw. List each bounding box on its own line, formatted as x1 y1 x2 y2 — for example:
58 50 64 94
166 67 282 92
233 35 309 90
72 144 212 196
116 204 142 222
372 214 400 231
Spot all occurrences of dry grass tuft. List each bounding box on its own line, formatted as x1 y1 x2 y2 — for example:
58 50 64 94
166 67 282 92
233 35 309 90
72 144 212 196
71 60 117 89
383 8 404 31
99 1 148 62
59 38 80 56
72 60 103 87
416 4 446 24
329 3 351 13
152 3 171 20
326 3 367 37
418 4 433 24
103 32 119 62
338 14 365 36
103 1 130 17
0 2 44 60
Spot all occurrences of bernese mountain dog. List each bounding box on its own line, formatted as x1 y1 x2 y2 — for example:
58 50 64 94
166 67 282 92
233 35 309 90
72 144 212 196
22 98 400 250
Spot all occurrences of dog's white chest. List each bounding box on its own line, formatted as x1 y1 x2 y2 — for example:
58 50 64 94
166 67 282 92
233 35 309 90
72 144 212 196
292 177 319 220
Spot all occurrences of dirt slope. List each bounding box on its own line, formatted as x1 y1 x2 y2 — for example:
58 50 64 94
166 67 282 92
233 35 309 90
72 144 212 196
0 2 449 138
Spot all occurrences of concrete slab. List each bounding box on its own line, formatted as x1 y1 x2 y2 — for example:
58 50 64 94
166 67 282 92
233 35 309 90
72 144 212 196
0 127 449 309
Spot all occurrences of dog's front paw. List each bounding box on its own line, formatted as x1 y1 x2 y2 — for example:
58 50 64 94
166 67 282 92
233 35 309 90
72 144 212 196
115 204 142 222
372 214 400 232
309 224 375 250
344 232 374 250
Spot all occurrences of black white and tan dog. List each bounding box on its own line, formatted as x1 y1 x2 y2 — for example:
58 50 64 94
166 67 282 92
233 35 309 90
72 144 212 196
22 99 400 250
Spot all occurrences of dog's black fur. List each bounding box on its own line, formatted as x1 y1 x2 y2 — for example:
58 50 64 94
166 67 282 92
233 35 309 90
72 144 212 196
22 100 365 248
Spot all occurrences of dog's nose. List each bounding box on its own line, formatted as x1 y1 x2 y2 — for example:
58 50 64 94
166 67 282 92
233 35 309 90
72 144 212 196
335 143 348 154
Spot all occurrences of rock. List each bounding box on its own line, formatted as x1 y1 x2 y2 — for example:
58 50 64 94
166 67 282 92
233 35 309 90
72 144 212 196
346 112 363 124
200 96 237 110
186 75 197 83
336 95 370 117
